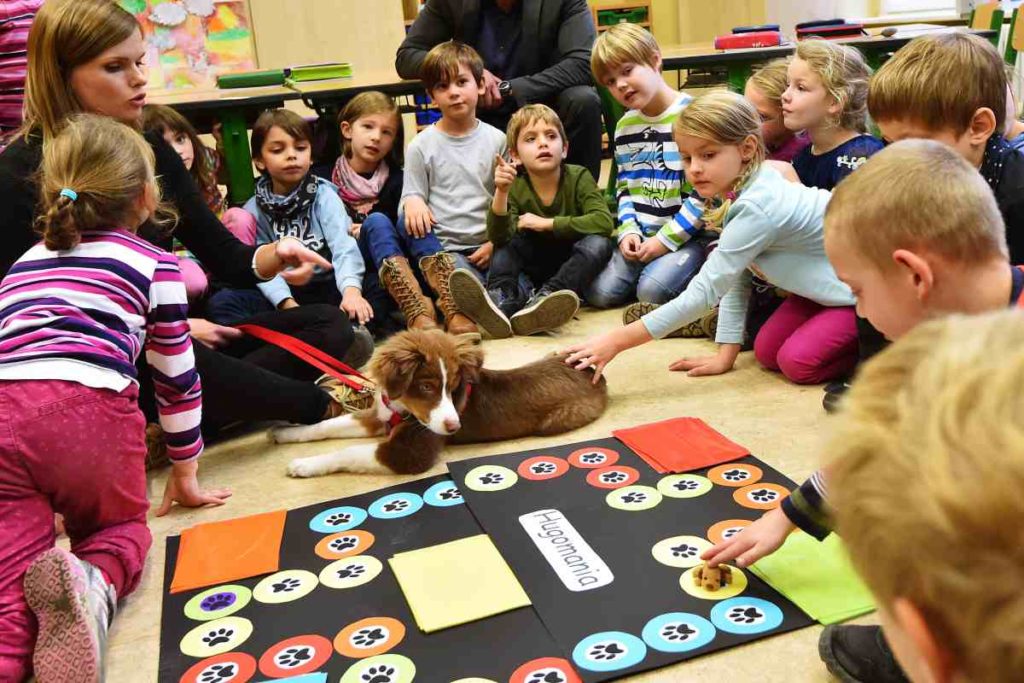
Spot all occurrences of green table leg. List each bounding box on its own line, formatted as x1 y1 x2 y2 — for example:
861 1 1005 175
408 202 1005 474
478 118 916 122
219 109 255 206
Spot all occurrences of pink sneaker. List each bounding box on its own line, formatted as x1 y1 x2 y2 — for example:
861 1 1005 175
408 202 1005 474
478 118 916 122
23 548 115 683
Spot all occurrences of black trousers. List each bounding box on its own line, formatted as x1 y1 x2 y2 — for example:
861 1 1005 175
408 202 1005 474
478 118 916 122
139 304 352 438
488 232 613 308
479 85 604 181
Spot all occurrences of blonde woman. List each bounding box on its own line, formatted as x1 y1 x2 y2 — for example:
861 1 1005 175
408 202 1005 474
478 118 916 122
0 0 369 443
565 91 856 385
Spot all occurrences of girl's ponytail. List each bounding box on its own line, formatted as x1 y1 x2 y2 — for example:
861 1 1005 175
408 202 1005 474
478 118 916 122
38 191 81 250
674 91 766 229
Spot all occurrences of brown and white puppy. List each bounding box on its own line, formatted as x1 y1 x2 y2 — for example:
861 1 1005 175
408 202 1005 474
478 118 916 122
274 329 608 476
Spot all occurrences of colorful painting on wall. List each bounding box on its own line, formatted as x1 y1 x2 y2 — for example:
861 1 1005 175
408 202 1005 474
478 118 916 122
119 0 257 90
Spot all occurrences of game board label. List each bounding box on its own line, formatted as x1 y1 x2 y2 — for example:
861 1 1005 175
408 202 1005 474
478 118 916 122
519 509 613 592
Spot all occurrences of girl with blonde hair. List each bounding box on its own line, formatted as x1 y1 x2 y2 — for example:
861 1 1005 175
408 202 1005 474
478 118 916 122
565 91 857 385
782 39 883 189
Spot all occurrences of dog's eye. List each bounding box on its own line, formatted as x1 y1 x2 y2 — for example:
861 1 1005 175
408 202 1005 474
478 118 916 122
418 381 434 393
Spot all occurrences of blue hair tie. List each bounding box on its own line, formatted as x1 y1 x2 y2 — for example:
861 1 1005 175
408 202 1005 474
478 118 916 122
59 188 78 202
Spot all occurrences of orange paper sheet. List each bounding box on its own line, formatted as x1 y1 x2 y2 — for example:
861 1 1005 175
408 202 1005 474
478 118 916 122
170 509 286 593
614 417 749 473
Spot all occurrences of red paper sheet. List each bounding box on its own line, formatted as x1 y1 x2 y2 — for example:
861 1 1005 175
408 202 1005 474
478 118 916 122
613 418 749 473
170 509 286 594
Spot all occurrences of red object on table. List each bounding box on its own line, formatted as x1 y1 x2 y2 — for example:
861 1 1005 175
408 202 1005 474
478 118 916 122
713 31 782 50
613 417 750 473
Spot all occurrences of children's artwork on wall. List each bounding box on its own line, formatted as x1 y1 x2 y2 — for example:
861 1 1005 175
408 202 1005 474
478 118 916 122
119 0 256 90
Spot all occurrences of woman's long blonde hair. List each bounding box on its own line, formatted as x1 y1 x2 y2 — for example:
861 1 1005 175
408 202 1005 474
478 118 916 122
21 0 141 141
673 90 765 228
36 114 175 251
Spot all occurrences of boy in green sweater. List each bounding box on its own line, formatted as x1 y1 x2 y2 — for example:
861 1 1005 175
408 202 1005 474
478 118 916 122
451 104 614 337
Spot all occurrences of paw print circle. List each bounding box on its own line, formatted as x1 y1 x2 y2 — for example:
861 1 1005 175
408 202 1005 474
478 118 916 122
568 446 619 469
709 463 763 488
320 556 384 589
424 479 465 507
657 474 712 499
711 597 784 634
179 652 257 683
707 519 753 544
252 570 318 604
258 634 333 677
681 564 749 600
464 465 518 492
586 465 639 490
331 537 358 551
641 612 717 653
518 456 570 481
733 483 789 510
179 616 253 658
652 535 713 568
184 585 251 621
310 505 367 533
607 485 662 511
334 617 406 658
339 654 416 683
572 631 647 672
509 657 582 683
368 492 424 519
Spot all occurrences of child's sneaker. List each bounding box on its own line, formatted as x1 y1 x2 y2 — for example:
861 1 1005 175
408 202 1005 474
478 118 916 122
24 547 116 683
510 289 580 336
448 269 512 339
343 325 375 370
818 624 909 683
622 302 706 338
317 374 375 416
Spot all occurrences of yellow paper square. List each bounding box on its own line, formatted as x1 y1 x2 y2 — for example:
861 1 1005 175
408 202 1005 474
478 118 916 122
389 534 531 633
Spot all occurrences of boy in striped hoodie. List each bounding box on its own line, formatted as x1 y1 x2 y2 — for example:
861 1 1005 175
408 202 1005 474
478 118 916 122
586 23 710 336
0 116 228 682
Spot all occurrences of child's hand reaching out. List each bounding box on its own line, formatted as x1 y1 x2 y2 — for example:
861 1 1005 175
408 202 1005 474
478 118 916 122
156 460 232 517
341 287 373 325
619 233 643 261
669 343 741 377
700 507 795 568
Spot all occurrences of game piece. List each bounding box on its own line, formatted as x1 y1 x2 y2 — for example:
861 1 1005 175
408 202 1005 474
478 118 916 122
693 563 733 592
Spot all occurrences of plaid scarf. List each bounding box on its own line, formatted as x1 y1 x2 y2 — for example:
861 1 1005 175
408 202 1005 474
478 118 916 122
254 172 323 252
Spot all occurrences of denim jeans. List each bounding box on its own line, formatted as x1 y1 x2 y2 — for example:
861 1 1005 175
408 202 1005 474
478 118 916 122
489 233 613 310
586 238 707 308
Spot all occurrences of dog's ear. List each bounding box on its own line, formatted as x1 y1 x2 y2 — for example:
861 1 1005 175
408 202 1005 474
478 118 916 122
370 336 423 398
453 333 484 384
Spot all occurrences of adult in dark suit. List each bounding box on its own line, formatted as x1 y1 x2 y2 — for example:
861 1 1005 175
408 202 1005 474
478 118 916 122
396 0 603 180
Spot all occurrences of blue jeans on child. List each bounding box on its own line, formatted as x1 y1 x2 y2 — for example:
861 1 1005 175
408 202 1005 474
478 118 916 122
361 212 487 284
586 238 707 308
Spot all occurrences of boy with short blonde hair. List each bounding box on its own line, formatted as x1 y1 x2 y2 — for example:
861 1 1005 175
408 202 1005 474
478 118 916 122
450 104 614 337
829 309 1024 683
868 32 1024 262
701 139 1023 682
587 24 709 335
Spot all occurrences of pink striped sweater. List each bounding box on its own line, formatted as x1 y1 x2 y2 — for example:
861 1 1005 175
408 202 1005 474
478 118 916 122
0 1 42 134
0 228 203 461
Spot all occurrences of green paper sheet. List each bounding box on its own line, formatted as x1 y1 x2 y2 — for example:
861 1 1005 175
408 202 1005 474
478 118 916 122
389 534 532 633
750 531 875 625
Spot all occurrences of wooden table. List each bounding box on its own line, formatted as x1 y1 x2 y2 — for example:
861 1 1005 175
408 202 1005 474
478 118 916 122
149 69 422 204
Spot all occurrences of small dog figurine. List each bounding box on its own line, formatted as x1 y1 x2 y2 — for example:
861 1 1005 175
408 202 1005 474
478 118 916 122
694 563 733 591
274 329 608 476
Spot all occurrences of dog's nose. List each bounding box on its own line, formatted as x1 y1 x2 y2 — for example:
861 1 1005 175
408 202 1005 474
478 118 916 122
443 417 460 433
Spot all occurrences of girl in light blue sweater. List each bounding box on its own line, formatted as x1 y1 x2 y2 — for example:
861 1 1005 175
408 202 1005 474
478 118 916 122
565 91 857 385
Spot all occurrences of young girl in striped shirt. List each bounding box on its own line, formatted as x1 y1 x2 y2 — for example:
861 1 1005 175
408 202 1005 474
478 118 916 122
0 114 229 682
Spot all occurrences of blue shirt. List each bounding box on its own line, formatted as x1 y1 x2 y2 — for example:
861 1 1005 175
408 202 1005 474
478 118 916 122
477 0 523 80
792 134 884 190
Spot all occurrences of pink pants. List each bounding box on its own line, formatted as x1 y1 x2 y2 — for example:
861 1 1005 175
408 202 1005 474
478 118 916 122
178 257 208 301
0 380 151 681
753 295 858 385
222 206 258 246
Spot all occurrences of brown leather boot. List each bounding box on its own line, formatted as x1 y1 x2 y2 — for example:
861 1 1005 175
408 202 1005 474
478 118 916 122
378 256 438 331
419 252 479 337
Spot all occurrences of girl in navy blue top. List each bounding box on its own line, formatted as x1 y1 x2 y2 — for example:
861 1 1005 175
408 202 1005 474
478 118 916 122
781 39 883 190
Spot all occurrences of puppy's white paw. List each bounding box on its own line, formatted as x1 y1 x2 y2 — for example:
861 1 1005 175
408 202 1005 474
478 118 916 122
287 456 325 478
271 425 307 444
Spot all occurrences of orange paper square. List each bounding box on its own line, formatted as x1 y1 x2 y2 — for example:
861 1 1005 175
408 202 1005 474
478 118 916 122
170 509 286 593
614 417 749 473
